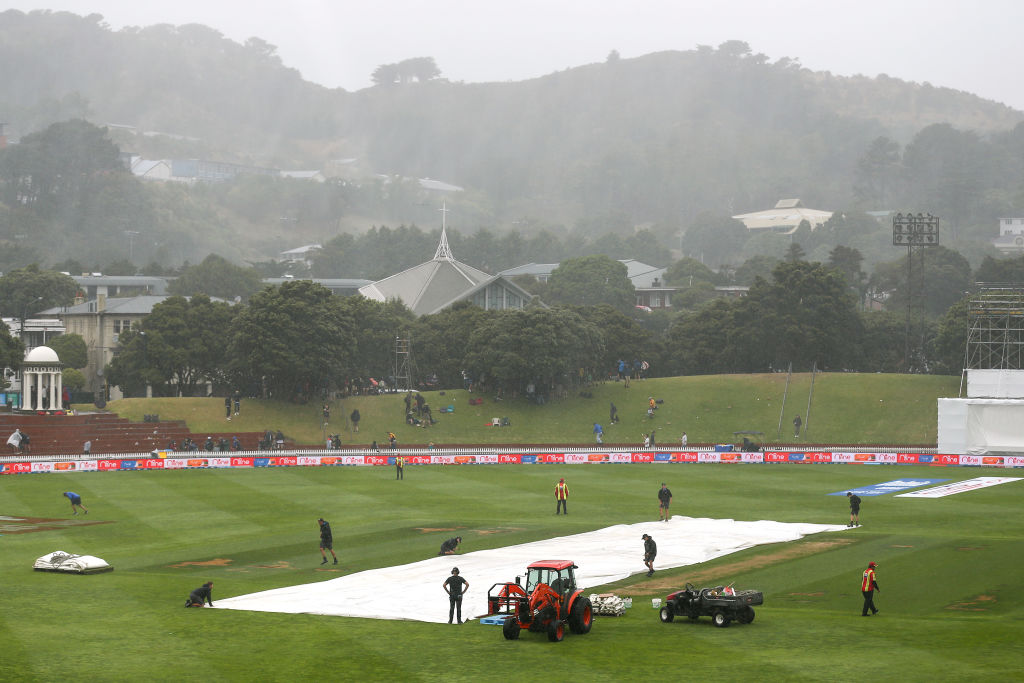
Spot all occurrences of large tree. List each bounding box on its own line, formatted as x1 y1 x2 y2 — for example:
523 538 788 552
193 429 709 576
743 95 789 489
168 254 262 301
742 260 863 371
544 255 635 313
336 295 416 383
872 245 973 317
0 323 24 390
668 260 863 374
413 301 496 389
108 295 236 396
0 119 122 212
229 280 355 400
462 308 604 393
46 333 88 369
0 264 77 320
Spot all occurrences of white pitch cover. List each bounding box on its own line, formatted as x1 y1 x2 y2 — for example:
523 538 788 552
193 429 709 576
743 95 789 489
215 517 847 623
894 477 1022 498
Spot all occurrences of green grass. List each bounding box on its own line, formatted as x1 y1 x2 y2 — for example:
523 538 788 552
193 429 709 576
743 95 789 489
100 372 961 447
2 462 1021 681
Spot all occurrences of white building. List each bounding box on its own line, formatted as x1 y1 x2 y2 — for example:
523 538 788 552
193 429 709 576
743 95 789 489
992 217 1024 254
733 199 833 235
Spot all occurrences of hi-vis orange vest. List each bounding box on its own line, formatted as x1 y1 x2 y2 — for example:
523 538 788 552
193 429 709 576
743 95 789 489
555 482 569 500
861 568 876 592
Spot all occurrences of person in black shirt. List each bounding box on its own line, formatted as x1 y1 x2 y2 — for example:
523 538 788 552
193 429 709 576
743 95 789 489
318 518 338 565
439 536 461 555
847 492 862 527
657 483 673 522
443 567 469 624
186 581 214 607
642 534 657 576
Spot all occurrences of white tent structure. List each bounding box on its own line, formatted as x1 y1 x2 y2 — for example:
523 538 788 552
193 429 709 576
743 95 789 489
216 517 847 623
939 370 1024 455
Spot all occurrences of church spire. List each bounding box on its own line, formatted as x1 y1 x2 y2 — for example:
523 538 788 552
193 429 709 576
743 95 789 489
434 200 454 261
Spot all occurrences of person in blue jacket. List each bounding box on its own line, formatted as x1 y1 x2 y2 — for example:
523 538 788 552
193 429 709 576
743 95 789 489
63 491 88 515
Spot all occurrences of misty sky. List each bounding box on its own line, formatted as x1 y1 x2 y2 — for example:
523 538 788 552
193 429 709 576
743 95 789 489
13 0 1024 111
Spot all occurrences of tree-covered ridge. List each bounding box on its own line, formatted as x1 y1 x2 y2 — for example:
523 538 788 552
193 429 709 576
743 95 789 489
1 11 1020 212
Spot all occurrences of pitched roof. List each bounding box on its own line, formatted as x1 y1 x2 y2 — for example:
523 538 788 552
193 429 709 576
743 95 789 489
359 210 536 316
359 257 491 316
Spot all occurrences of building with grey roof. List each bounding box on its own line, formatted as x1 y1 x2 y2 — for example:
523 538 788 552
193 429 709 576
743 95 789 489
359 220 534 316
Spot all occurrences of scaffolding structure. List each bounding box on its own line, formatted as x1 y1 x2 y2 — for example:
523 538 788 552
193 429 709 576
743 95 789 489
393 337 414 391
964 284 1024 371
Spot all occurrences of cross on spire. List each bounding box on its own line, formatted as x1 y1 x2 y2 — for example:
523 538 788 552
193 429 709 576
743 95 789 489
434 200 454 260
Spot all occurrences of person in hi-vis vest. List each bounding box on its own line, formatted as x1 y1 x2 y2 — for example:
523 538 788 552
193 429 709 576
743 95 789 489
555 478 569 515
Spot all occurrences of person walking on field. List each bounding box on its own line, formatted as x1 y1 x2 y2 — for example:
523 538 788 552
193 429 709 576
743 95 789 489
555 477 569 515
657 482 672 521
63 491 88 515
793 414 802 438
847 491 862 527
395 454 405 480
861 561 880 616
443 567 469 624
350 408 360 433
318 518 338 565
642 534 657 576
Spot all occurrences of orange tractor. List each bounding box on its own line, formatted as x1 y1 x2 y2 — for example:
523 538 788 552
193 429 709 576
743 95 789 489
487 560 593 642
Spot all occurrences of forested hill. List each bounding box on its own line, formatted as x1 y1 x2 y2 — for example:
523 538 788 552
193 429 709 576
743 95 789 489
1 9 1023 265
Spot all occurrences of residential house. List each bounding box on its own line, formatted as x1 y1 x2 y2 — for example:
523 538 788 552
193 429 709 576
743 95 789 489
40 295 168 395
993 217 1024 254
499 259 675 310
278 245 322 268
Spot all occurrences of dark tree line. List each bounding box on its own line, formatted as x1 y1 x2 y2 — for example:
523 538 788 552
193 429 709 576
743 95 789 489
107 249 996 400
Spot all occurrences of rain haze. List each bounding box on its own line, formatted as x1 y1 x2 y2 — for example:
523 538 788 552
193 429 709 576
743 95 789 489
12 0 1024 111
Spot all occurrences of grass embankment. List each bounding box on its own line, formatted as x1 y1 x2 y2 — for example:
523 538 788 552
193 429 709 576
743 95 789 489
1 463 1020 681
100 372 960 447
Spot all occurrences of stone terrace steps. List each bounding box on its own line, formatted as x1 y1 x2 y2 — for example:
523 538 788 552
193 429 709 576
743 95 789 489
0 413 278 456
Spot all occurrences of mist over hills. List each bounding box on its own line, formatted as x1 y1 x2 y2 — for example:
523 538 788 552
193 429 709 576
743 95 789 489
1 9 1022 267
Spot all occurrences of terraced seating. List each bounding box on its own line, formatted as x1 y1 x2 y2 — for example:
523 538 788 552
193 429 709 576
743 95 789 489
0 413 275 456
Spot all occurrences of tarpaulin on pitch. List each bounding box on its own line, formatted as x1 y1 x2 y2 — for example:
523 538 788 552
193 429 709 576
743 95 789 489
215 517 846 623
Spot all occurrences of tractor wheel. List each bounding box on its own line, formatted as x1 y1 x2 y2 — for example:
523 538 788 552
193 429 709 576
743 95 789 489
568 596 593 634
712 611 731 628
659 604 675 623
502 617 521 640
738 607 755 624
547 620 565 642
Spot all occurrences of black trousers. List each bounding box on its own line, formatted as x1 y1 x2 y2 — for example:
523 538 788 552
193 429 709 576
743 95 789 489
449 595 463 623
396 466 403 479
862 590 877 615
556 499 567 514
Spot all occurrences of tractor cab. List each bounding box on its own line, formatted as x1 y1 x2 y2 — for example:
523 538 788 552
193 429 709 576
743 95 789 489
525 560 577 596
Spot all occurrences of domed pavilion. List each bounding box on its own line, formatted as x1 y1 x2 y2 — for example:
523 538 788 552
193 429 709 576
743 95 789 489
20 345 64 412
